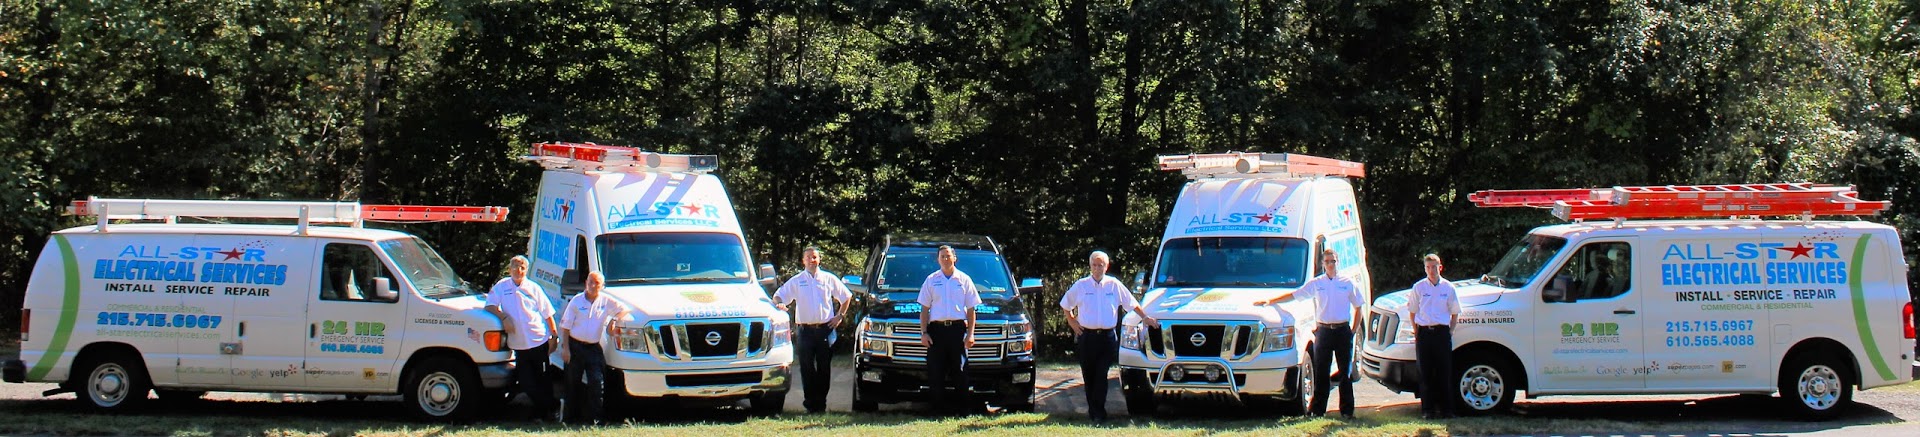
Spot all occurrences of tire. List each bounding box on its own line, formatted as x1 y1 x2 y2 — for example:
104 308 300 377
1453 352 1517 416
850 376 878 412
405 357 483 421
74 352 151 411
1121 369 1156 416
155 389 206 402
749 389 787 416
1280 348 1313 416
1779 352 1852 421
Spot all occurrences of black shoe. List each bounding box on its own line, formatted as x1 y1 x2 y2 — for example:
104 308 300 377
805 407 826 414
1340 413 1355 420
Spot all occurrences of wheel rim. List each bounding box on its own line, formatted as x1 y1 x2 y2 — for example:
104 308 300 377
1459 364 1504 411
89 363 130 407
1299 354 1314 407
1796 364 1841 411
417 371 462 416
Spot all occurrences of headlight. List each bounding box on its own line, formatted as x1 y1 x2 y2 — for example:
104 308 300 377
861 320 886 336
862 336 890 356
614 324 649 353
1006 322 1031 336
1120 324 1143 350
771 320 792 348
1260 326 1294 352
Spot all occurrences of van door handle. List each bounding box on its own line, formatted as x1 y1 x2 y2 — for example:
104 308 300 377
1614 309 1636 315
310 324 317 338
238 321 246 337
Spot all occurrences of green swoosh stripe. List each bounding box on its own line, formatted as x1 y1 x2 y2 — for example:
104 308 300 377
1846 233 1896 382
27 235 83 381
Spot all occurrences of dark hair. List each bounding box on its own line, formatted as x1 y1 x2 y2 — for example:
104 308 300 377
802 246 820 255
938 245 954 253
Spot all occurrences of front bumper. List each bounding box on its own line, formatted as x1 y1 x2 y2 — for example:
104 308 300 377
853 354 1036 404
1360 351 1419 393
478 361 514 390
1119 359 1295 399
3 359 24 383
619 364 790 399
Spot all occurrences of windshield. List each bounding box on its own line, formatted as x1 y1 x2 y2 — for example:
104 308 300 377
1482 234 1567 289
875 251 1015 298
1154 237 1310 288
598 232 752 285
379 237 475 299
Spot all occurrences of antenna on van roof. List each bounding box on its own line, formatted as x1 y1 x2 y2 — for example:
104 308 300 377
1155 152 1366 180
1468 183 1891 221
524 142 719 174
69 198 508 234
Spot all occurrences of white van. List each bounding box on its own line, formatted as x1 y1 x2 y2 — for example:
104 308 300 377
1359 183 1917 420
1 198 514 420
521 142 791 414
1118 152 1370 415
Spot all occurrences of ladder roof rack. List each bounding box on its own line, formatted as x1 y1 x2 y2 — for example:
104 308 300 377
1156 152 1366 180
1469 183 1891 221
70 197 508 233
523 142 719 174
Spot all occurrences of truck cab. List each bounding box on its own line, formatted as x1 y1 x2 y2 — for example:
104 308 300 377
521 142 791 414
1118 152 1370 416
843 234 1042 412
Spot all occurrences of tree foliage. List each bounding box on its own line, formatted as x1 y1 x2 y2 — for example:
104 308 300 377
4 0 1917 349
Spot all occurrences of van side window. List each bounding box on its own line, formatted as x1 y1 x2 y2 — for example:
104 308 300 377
320 243 398 303
1546 242 1632 302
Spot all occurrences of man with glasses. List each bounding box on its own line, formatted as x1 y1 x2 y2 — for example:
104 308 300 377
1254 249 1363 419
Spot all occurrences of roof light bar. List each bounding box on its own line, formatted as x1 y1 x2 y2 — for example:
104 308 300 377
1155 152 1366 180
526 142 719 174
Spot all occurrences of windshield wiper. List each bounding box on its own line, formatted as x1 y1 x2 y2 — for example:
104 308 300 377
1214 281 1273 287
610 278 664 284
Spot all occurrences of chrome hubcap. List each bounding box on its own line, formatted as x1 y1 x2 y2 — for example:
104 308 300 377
1460 364 1504 410
418 372 461 415
90 364 129 406
1797 365 1840 410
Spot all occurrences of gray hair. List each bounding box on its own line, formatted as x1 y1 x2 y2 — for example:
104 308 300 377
509 255 530 267
1089 251 1111 263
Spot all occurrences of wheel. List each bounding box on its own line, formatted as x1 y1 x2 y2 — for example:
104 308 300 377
405 357 483 421
749 389 787 416
1280 348 1314 416
74 352 151 411
1779 352 1852 421
1121 369 1156 416
155 389 206 402
1453 352 1517 415
851 379 878 412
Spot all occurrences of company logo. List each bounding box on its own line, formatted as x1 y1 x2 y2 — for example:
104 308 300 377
541 197 575 224
682 291 718 304
705 331 724 346
1195 291 1229 303
1324 203 1358 230
1660 239 1849 287
1189 332 1207 347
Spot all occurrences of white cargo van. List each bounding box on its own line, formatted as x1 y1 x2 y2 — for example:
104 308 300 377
520 142 791 414
1 198 515 420
1359 183 1917 420
1118 152 1370 415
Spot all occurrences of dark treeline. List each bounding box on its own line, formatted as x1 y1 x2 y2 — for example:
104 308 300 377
4 0 1918 347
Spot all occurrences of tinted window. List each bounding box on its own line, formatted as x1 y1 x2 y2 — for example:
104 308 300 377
1483 234 1568 289
876 251 1015 296
321 243 398 303
598 232 751 285
1155 237 1310 288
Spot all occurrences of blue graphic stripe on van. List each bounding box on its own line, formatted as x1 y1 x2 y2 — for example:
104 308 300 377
27 235 82 381
1846 234 1895 382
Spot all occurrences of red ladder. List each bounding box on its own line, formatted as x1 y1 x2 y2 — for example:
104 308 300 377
1470 183 1890 221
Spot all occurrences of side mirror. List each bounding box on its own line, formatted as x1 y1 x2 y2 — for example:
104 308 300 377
372 277 398 301
1018 277 1044 296
1132 272 1148 298
1544 274 1575 303
560 268 584 296
844 275 867 294
758 263 778 293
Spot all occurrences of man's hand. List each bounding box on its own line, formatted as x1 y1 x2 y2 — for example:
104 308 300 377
559 347 571 365
964 333 975 349
775 302 789 312
919 327 931 347
827 316 842 330
1141 315 1159 327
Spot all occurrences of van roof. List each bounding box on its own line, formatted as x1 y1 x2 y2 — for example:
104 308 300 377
53 223 413 241
1531 219 1896 239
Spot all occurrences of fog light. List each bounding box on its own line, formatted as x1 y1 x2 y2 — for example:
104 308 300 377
861 370 883 383
1013 372 1032 383
1168 365 1186 381
1205 366 1222 382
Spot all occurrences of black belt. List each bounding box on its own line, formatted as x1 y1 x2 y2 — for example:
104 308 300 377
1318 321 1351 328
567 338 599 346
1416 325 1451 330
1081 328 1114 333
929 320 965 326
796 322 832 328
